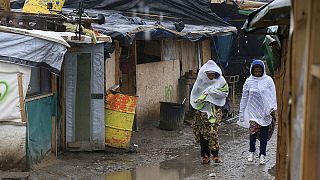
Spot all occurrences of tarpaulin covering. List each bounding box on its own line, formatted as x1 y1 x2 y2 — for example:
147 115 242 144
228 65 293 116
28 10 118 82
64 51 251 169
0 26 69 74
62 8 236 46
212 32 234 68
64 0 231 26
0 61 31 122
62 0 237 46
25 94 57 168
242 0 291 32
11 0 236 45
263 33 281 76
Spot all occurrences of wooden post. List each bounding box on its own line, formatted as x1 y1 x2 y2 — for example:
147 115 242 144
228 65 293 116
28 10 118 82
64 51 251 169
274 34 290 180
51 74 57 93
60 65 66 152
115 41 121 87
51 73 57 156
128 40 137 96
51 116 57 157
17 73 26 122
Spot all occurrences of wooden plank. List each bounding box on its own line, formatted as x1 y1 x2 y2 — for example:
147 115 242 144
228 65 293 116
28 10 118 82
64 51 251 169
289 1 312 179
51 74 57 93
51 116 57 157
275 35 290 180
25 93 54 102
301 1 320 179
17 73 26 122
311 64 320 79
115 41 121 87
180 40 197 75
96 35 112 43
61 64 66 152
136 60 180 124
200 39 212 64
128 40 137 96
105 48 116 91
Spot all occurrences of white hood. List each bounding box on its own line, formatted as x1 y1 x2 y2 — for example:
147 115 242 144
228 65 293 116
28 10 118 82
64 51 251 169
190 60 228 118
237 60 277 128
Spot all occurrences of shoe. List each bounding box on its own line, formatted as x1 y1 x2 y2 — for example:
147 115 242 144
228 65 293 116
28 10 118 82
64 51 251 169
202 154 210 164
212 157 223 163
248 152 254 162
259 155 266 165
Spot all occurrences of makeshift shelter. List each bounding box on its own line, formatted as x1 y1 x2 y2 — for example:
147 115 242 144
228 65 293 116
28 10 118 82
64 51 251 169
0 26 69 170
61 0 237 127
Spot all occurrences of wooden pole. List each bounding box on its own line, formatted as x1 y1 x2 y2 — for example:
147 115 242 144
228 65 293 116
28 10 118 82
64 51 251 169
115 41 121 87
17 73 26 122
274 34 290 180
61 65 66 152
51 73 57 156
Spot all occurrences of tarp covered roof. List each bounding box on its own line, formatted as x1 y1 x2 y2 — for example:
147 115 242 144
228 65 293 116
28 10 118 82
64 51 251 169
11 0 236 45
63 0 237 45
0 26 69 73
63 0 231 26
242 0 291 32
72 9 236 46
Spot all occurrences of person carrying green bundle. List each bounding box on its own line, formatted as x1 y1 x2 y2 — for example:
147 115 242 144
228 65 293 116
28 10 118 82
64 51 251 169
190 60 229 164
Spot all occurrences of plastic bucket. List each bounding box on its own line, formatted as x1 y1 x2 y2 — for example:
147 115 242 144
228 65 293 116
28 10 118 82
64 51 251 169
105 92 138 149
159 102 185 130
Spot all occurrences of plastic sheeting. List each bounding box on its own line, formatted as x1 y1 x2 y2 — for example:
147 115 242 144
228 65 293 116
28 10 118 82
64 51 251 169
61 0 237 46
212 32 234 68
263 34 281 76
242 0 291 32
0 29 68 74
0 61 31 122
25 94 57 168
64 0 230 26
61 8 236 46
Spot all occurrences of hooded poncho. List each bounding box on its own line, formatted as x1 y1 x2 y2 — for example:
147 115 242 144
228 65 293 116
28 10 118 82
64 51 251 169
190 60 229 121
237 60 277 128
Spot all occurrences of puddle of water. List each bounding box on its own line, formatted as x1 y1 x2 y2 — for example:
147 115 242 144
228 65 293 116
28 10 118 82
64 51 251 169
268 164 276 177
103 152 198 180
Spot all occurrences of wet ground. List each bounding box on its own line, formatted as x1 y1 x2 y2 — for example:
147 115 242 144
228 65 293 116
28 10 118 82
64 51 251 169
26 118 276 180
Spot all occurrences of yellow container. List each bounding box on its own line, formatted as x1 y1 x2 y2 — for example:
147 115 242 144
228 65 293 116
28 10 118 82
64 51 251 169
105 92 138 149
22 0 65 14
0 0 10 11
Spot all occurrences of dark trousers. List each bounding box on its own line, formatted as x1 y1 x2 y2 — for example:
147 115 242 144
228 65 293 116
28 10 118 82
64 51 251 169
200 136 218 158
249 125 268 156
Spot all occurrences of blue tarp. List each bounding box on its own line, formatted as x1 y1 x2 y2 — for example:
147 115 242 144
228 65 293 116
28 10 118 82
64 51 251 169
212 32 234 68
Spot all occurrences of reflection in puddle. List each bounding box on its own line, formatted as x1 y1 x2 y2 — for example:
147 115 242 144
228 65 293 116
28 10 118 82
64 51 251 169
104 152 197 180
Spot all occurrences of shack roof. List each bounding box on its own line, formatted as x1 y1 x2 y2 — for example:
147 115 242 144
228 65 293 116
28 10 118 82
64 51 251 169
242 0 291 32
62 0 236 45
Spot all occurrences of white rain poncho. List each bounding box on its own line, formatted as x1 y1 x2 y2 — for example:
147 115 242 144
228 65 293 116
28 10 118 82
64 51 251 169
237 60 277 128
190 60 229 120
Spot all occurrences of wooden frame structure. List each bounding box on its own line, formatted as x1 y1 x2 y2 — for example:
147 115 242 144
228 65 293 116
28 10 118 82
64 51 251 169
276 0 320 180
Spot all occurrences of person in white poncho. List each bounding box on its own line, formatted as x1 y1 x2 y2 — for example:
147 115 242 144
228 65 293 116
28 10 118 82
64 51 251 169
190 60 229 164
237 59 277 165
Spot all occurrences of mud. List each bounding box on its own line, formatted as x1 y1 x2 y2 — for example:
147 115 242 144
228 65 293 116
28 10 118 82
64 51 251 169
26 119 276 179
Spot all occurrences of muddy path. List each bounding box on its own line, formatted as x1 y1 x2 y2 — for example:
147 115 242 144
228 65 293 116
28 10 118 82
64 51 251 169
28 119 276 179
